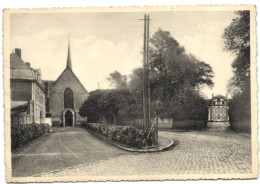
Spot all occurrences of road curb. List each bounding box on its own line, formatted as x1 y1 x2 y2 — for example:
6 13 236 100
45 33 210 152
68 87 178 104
86 129 176 153
237 133 251 137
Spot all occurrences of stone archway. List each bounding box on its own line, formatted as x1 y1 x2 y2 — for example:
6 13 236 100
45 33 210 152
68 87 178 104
65 110 73 126
63 109 75 126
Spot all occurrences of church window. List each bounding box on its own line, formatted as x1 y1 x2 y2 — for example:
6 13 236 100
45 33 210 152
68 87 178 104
64 88 74 108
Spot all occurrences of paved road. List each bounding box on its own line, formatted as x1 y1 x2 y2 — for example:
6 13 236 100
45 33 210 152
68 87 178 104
41 129 252 177
12 127 130 177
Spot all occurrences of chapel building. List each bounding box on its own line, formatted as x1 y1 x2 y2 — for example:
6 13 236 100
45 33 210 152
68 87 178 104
43 42 88 126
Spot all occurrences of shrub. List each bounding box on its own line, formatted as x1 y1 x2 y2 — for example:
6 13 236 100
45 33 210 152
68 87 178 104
85 123 156 148
228 90 251 134
11 123 50 151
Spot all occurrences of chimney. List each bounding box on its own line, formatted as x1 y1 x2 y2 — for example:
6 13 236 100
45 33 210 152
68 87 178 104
25 62 30 67
212 93 214 98
15 48 21 59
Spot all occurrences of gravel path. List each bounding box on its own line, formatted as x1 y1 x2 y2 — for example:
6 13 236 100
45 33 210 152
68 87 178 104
12 127 130 177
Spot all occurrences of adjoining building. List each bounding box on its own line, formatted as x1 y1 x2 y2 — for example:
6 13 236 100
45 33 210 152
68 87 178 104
43 41 88 126
208 94 229 122
10 48 46 125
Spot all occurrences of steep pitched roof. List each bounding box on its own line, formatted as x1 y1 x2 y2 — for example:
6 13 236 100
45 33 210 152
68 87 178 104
10 53 30 69
53 67 88 93
10 53 35 80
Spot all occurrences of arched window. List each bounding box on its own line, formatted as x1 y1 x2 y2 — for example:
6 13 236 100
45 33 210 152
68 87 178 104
64 88 74 108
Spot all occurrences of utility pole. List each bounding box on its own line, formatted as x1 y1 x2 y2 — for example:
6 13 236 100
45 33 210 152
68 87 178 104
142 14 147 130
146 15 151 128
139 14 151 130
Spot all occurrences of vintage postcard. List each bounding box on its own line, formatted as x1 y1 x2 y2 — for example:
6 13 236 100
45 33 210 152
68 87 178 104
4 5 258 182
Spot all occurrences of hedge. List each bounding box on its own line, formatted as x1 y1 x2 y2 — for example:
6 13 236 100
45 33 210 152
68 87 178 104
228 92 251 134
85 123 156 148
11 123 50 151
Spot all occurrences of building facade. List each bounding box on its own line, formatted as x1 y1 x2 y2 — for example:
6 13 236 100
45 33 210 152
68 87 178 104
208 94 229 122
10 48 46 124
44 42 88 126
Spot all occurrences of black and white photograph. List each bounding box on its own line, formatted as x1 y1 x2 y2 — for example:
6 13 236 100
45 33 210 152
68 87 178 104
3 5 257 182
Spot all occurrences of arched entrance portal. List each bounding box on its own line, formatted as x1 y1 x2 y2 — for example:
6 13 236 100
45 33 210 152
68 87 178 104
65 110 73 126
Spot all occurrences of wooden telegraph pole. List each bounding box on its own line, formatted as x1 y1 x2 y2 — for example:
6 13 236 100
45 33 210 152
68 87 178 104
147 15 151 129
139 14 158 145
142 14 147 130
140 14 151 130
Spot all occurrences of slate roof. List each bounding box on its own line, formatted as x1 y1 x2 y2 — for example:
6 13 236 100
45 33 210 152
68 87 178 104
10 53 35 80
53 67 88 93
10 53 30 69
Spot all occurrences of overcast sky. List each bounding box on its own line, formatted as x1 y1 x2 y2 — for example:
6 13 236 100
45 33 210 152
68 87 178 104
10 11 236 99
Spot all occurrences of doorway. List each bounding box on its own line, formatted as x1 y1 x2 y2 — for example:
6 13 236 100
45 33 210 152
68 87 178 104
65 110 73 126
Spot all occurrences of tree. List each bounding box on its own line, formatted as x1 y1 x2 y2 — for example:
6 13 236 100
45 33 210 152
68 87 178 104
79 89 135 124
101 89 134 124
79 90 103 122
222 11 251 133
149 29 213 102
128 29 214 121
129 68 143 97
107 70 128 89
222 11 250 93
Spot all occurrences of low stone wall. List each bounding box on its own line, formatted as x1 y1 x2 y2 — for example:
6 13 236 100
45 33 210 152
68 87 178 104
11 114 33 125
172 120 204 130
121 117 204 130
207 121 230 130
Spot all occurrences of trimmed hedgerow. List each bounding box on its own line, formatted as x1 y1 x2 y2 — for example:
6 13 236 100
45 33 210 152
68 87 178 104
11 123 50 151
85 123 156 148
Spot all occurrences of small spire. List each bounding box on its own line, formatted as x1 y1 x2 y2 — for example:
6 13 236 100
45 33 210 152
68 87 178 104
67 34 72 70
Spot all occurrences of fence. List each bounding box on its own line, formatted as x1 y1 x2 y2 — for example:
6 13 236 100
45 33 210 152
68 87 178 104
118 116 204 130
11 114 33 125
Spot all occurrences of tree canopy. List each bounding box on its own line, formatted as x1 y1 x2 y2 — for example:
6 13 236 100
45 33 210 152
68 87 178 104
107 70 128 89
79 90 104 122
79 89 135 124
222 11 250 93
128 29 213 121
222 10 251 133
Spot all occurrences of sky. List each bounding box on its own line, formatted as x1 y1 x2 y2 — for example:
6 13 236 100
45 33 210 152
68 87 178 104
10 11 236 99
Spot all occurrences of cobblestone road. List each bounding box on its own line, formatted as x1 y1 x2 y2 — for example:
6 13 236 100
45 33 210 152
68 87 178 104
42 129 252 176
